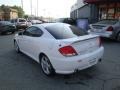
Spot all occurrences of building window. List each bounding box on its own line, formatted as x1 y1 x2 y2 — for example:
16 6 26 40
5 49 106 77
100 8 108 20
115 8 120 19
99 3 120 20
107 8 115 19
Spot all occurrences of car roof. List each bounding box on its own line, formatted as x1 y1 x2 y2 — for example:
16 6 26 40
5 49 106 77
0 21 10 23
31 23 71 29
41 23 70 27
0 21 11 24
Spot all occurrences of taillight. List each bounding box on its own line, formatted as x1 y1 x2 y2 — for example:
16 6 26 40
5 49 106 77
107 26 113 31
59 46 78 57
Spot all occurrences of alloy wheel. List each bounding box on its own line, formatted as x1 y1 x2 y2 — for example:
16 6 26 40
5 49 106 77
40 55 54 75
14 41 20 52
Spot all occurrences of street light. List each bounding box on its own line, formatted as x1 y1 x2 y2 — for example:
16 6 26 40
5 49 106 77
37 0 38 17
30 0 32 16
21 0 23 9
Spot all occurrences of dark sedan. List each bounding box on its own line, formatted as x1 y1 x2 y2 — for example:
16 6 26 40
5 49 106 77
0 21 16 35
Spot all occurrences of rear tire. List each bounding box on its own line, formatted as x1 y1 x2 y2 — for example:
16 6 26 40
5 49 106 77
40 55 55 76
116 32 120 42
1 32 6 35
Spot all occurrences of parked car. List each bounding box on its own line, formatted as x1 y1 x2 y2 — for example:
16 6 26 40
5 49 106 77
14 23 104 76
31 20 43 25
0 21 16 34
10 18 28 30
89 19 120 41
55 18 75 25
27 20 32 27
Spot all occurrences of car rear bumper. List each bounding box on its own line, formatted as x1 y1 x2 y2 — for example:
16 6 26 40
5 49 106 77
17 25 27 29
50 46 104 74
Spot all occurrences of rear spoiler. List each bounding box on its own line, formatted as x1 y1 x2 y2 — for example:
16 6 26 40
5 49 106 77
60 35 99 44
71 35 99 44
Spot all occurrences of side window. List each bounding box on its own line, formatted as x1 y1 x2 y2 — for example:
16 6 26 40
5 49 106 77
24 27 43 37
11 20 14 23
15 19 17 23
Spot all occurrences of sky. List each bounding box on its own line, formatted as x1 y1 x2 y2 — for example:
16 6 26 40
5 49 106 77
0 0 81 18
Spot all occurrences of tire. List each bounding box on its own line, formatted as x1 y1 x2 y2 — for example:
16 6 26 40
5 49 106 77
40 55 55 76
116 32 120 42
12 31 15 34
14 40 20 53
1 32 6 35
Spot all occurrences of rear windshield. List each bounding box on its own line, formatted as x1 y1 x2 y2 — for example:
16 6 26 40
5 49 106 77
96 19 118 25
45 24 88 39
19 19 26 22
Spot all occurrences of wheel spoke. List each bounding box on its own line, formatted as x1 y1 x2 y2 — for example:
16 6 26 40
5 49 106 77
41 58 46 65
46 67 50 74
15 42 18 51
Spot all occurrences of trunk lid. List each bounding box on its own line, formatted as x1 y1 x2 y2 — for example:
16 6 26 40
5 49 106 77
90 24 110 32
60 35 100 55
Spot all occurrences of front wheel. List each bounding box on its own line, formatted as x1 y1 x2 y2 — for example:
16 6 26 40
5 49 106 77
40 55 55 76
14 41 20 53
116 32 120 42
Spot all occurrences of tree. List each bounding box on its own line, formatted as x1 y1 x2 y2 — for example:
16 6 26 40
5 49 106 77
0 5 10 12
11 5 24 18
0 5 25 18
24 15 28 19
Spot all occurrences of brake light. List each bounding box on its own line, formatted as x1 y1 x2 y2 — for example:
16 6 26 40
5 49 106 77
59 46 77 56
107 26 113 31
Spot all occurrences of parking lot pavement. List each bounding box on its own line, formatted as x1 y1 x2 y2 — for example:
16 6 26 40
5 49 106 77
0 34 120 90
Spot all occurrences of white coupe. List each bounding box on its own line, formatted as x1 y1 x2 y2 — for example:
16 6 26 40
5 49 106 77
14 23 104 76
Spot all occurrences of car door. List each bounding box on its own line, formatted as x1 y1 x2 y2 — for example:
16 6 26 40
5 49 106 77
18 27 33 54
19 26 43 61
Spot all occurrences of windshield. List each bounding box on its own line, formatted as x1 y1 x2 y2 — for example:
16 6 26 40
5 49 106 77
96 19 118 25
45 24 88 39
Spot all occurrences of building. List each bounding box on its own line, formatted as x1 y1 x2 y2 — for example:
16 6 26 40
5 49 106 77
9 9 18 20
71 0 84 20
71 0 98 23
0 8 18 21
0 9 4 20
71 0 120 23
84 0 120 20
